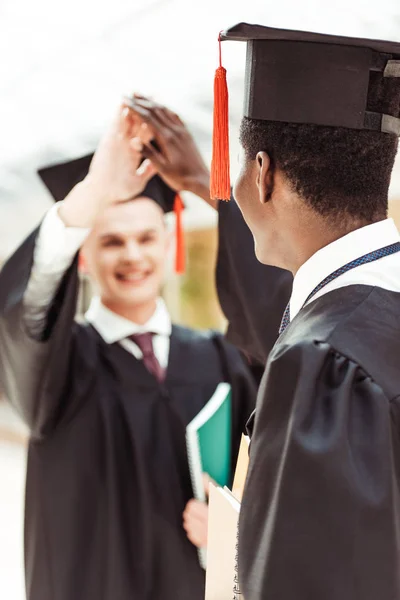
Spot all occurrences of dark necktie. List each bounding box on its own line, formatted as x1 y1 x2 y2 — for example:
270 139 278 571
279 241 400 334
130 332 166 383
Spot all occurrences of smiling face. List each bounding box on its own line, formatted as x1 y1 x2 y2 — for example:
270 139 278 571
82 198 171 316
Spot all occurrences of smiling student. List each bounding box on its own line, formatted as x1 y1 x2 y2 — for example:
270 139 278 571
0 107 255 600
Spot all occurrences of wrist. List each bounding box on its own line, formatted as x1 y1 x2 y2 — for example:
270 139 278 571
185 172 218 209
58 176 112 228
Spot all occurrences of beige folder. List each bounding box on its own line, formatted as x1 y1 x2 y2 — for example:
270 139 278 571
205 483 240 599
232 434 250 501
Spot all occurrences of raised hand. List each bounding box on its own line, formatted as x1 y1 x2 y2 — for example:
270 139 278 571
87 105 156 203
123 94 215 209
59 105 156 228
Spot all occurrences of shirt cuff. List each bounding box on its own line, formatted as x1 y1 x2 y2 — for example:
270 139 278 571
34 202 91 273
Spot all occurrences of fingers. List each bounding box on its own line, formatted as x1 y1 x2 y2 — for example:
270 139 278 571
130 137 167 183
129 136 161 164
136 158 157 182
183 500 209 548
138 122 154 146
184 526 207 548
183 523 207 548
167 110 185 127
123 97 164 129
118 105 138 138
133 97 174 128
117 158 157 205
129 135 157 183
133 95 183 130
184 499 208 520
117 106 130 137
124 95 183 140
140 142 167 171
125 103 170 155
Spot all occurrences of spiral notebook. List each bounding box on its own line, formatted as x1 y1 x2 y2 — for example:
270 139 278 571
186 382 232 502
186 382 232 568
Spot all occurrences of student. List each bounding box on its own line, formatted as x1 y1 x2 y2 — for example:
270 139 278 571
0 106 256 600
125 21 400 598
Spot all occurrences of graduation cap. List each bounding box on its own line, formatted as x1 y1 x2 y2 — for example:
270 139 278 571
211 22 400 201
38 153 185 273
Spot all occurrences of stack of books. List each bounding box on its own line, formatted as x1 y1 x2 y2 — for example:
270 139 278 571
185 383 250 597
204 436 249 600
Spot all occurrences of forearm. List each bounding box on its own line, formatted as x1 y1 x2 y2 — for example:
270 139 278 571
58 174 112 227
23 202 90 339
185 173 218 211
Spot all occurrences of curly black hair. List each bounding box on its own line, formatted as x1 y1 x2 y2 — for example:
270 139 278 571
240 71 400 223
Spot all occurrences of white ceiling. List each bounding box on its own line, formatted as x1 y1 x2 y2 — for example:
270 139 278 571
1 0 400 256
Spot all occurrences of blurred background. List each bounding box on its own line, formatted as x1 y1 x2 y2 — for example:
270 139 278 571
1 0 400 597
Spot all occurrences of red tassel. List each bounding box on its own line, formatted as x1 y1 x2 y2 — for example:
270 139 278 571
210 33 230 202
174 194 185 274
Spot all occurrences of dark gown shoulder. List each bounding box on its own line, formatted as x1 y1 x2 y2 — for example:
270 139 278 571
239 284 400 600
281 284 400 401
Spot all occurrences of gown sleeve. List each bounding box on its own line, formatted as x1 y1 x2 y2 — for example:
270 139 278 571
216 198 292 365
238 339 400 600
0 229 97 440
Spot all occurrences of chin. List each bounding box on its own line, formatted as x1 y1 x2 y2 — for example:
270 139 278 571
116 288 157 308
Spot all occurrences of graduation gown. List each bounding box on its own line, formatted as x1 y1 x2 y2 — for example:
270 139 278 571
216 199 292 364
0 229 256 600
216 203 400 598
239 285 400 599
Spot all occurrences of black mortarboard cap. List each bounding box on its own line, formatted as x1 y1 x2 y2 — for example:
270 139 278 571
211 22 400 200
38 152 185 272
37 152 177 213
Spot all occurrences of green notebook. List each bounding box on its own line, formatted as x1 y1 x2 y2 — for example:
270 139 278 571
186 382 232 503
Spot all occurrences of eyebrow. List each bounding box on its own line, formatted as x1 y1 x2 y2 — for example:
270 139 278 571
99 228 159 240
99 233 122 241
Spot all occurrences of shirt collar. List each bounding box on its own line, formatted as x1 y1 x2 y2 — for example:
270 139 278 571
290 218 400 320
85 296 172 344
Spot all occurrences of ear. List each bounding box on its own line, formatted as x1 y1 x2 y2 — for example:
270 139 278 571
78 252 87 274
163 227 175 274
79 241 91 276
255 151 274 205
164 223 174 253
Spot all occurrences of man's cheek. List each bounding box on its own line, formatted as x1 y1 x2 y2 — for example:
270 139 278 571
233 167 250 204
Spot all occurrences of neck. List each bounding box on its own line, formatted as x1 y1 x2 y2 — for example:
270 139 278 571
102 298 158 325
295 219 375 274
278 211 385 276
261 172 387 275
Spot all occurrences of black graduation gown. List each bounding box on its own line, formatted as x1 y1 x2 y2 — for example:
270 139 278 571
0 229 256 600
239 285 400 600
216 199 292 364
216 202 400 598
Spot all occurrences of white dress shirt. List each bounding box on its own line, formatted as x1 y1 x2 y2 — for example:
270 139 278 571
85 296 171 367
23 203 171 366
290 218 400 322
